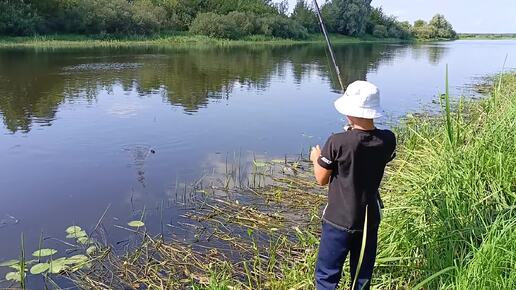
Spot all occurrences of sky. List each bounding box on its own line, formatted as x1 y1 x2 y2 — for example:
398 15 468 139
283 0 516 33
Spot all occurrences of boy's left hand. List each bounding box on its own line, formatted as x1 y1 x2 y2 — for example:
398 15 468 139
310 145 321 162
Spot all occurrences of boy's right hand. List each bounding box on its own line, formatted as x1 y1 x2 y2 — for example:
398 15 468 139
310 145 321 163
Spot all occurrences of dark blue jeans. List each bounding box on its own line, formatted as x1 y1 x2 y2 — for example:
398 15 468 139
315 221 379 290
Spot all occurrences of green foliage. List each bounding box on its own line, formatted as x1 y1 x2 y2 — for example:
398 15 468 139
413 14 457 40
366 7 411 39
0 0 456 40
191 12 308 40
0 0 42 35
321 0 372 36
372 25 387 38
190 12 243 39
258 15 309 39
291 0 319 33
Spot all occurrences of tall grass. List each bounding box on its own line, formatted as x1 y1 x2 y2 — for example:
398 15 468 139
377 71 516 288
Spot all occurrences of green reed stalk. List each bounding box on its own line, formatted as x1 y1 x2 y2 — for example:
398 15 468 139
19 233 26 289
444 64 454 147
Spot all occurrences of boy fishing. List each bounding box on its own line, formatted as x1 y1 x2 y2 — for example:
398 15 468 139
310 81 396 290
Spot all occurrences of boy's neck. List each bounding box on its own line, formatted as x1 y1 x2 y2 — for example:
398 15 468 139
350 120 376 131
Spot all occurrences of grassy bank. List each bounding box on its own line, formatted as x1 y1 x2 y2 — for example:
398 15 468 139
459 33 516 40
0 33 408 49
1 73 514 289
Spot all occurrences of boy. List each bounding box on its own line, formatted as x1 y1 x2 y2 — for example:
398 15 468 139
310 81 396 290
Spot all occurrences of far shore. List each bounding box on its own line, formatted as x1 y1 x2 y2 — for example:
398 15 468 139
0 33 420 49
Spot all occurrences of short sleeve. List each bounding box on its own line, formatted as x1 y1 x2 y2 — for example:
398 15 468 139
387 132 397 163
317 135 337 170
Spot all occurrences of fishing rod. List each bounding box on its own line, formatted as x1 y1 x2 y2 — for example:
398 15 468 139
312 0 345 93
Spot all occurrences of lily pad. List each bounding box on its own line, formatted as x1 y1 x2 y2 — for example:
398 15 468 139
30 263 50 275
67 255 88 264
5 271 23 282
32 249 58 257
65 226 83 234
128 220 145 228
66 230 87 239
253 160 267 167
0 259 19 267
77 237 93 245
48 261 67 274
86 246 97 255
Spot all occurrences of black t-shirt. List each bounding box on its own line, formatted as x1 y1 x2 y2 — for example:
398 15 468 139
317 128 396 232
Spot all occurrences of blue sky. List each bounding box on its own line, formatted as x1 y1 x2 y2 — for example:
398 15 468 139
284 0 516 33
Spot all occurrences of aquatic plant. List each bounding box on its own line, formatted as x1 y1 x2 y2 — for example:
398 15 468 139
0 225 95 287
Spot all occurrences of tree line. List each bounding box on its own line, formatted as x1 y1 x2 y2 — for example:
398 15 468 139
0 0 457 40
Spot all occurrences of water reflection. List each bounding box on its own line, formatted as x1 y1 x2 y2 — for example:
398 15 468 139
0 43 449 134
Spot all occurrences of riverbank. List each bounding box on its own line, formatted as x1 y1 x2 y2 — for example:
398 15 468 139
0 33 408 49
459 33 516 40
62 72 515 289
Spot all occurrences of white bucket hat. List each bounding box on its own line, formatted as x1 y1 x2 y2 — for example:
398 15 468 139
334 80 384 119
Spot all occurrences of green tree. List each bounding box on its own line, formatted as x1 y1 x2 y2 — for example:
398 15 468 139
429 14 457 39
0 0 42 35
414 19 426 28
321 0 372 36
291 0 319 33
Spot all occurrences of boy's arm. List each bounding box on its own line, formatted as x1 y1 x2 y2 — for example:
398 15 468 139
310 145 333 186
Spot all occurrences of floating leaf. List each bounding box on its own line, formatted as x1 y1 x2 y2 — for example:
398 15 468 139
86 246 97 255
67 255 89 271
32 249 58 257
5 271 23 282
253 160 267 167
66 230 87 239
77 237 93 245
48 261 67 274
128 221 145 228
30 263 50 275
0 259 19 267
65 226 83 234
67 255 88 264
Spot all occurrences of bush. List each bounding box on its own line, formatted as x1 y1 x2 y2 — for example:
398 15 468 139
226 11 259 36
372 25 387 38
258 15 308 39
291 0 319 33
130 0 167 34
190 12 242 39
0 0 42 35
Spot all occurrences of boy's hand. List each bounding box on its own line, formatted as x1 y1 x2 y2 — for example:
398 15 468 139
310 145 321 163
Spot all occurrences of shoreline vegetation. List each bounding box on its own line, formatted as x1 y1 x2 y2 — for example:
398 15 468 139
0 32 510 49
459 33 516 40
1 1 458 47
2 72 514 289
0 33 410 49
